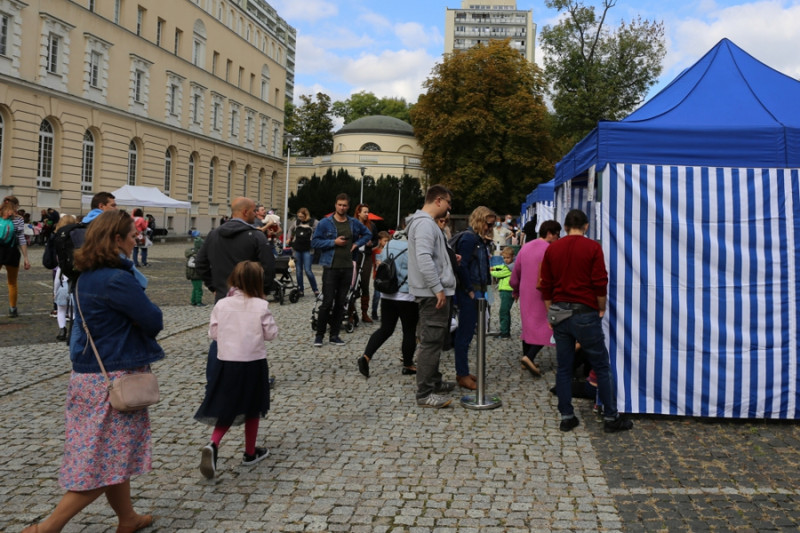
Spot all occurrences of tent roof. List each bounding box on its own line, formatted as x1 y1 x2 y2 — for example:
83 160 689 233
526 179 555 205
554 38 800 185
82 185 191 209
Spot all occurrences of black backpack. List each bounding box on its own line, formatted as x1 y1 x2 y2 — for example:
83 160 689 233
374 245 407 294
52 222 88 282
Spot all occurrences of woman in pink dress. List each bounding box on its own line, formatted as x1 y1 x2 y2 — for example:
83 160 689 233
510 220 561 376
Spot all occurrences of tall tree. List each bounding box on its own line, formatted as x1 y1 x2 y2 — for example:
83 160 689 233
410 39 556 215
333 91 413 124
289 93 334 157
540 0 666 142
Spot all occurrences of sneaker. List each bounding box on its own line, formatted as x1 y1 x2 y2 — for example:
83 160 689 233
329 336 346 346
434 381 456 394
604 415 634 433
560 416 580 432
417 393 453 408
314 335 324 347
49 310 58 318
242 447 269 465
8 307 18 318
357 355 370 378
199 442 218 479
195 302 208 307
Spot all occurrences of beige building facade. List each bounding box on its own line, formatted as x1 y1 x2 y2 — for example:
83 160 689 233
290 115 425 189
444 0 536 64
0 0 295 233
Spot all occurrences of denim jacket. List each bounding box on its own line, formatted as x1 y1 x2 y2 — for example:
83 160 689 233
70 258 165 373
455 229 491 292
310 214 372 267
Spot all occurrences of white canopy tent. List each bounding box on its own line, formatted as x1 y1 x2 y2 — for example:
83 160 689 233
81 185 191 235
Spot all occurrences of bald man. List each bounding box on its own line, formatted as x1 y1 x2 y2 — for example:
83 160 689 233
195 197 277 386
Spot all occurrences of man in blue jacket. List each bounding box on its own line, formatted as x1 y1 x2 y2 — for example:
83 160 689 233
311 193 371 346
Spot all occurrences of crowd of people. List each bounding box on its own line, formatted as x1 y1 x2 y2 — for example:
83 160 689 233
12 186 632 532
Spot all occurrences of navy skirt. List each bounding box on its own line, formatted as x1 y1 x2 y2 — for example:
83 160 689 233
194 358 270 427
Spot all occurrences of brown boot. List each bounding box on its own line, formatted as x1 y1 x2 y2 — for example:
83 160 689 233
457 375 477 390
362 313 373 323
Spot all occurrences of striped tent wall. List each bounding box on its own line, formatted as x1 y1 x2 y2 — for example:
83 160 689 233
601 163 800 418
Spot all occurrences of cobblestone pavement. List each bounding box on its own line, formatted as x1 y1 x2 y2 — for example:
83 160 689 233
1 242 799 532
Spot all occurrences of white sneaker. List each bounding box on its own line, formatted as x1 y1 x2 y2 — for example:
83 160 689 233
417 393 453 408
200 442 217 479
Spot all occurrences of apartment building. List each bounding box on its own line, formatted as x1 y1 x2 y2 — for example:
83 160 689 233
0 0 296 232
444 0 536 64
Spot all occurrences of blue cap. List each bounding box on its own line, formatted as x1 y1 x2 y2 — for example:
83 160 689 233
190 230 200 238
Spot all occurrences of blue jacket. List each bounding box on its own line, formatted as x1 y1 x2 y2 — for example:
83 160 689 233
70 258 165 373
377 235 410 293
311 214 372 267
455 229 491 292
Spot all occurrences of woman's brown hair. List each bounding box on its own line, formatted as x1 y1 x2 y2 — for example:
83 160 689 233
55 214 77 231
74 210 134 271
227 260 265 299
297 207 310 220
468 206 496 236
1 195 19 218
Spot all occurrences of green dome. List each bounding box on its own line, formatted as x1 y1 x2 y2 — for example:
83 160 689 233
337 115 414 137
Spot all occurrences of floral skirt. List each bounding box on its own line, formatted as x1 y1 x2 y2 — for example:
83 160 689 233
59 369 152 491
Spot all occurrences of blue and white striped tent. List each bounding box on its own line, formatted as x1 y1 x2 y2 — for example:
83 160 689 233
552 39 800 418
520 179 555 230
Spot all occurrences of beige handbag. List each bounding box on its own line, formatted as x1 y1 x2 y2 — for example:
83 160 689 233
76 280 160 412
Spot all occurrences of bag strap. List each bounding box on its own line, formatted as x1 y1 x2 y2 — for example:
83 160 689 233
386 243 408 288
74 279 112 386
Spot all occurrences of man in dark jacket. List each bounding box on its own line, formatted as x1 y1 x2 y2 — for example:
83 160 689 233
195 197 276 384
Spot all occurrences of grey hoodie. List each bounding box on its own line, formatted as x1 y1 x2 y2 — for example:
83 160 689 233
406 209 456 297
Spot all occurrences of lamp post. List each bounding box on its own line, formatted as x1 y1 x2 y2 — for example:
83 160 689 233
359 166 367 203
397 180 402 228
282 136 293 245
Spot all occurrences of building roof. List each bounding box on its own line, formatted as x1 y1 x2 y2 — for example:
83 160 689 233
337 115 414 137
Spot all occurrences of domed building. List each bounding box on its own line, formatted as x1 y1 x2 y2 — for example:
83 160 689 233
289 115 425 193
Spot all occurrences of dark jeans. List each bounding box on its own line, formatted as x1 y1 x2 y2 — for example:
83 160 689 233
316 266 351 337
293 250 318 294
453 289 478 377
364 298 419 366
415 296 451 399
553 311 618 419
133 246 148 266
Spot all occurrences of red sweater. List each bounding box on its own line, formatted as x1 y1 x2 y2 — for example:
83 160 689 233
538 235 607 310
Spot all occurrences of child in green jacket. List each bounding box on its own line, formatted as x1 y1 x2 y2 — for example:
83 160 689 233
186 231 206 306
490 246 516 338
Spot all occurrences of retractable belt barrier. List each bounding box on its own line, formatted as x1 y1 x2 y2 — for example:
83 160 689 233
461 297 502 410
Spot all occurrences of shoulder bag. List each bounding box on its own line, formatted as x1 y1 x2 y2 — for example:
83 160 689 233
75 280 160 412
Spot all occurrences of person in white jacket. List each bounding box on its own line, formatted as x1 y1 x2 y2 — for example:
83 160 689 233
194 261 278 479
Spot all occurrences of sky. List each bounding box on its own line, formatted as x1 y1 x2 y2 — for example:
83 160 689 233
270 0 800 110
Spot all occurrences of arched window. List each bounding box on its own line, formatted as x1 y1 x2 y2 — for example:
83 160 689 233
227 161 234 198
360 142 381 151
258 168 265 201
243 165 250 196
208 158 216 201
188 153 196 201
260 65 270 101
81 130 94 193
163 149 173 193
37 120 54 187
127 140 137 186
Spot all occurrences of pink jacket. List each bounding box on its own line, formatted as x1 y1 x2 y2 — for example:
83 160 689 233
209 288 278 362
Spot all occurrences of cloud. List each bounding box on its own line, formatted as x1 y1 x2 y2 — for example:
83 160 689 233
394 22 441 49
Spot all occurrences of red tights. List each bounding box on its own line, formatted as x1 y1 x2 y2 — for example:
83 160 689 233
210 417 259 455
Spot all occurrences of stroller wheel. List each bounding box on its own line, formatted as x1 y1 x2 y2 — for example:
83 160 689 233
289 290 300 304
345 321 355 334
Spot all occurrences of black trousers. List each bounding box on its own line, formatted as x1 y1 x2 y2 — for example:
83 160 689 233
316 266 351 337
364 298 419 366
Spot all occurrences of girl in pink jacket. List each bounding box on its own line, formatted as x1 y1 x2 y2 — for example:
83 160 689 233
195 261 278 479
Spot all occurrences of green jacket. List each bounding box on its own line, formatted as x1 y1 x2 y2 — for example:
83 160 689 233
185 237 204 281
490 262 513 292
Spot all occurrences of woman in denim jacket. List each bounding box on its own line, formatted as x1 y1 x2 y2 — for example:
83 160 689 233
24 210 164 533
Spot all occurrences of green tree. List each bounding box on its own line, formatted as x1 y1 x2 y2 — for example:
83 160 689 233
289 93 334 156
540 0 666 142
410 39 556 215
332 91 413 124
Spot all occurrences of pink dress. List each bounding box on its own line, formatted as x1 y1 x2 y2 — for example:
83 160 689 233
509 238 554 346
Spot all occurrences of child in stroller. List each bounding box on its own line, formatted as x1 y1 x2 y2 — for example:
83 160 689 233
271 254 300 304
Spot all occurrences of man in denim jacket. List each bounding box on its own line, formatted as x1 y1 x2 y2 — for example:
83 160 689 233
310 193 371 346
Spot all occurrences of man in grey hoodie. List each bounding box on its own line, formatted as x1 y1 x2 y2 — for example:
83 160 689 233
406 184 458 408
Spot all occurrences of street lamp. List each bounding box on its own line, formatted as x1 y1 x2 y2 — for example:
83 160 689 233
282 135 294 245
396 180 402 228
359 166 367 203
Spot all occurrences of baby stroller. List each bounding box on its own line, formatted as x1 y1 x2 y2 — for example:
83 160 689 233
271 255 300 305
310 251 367 334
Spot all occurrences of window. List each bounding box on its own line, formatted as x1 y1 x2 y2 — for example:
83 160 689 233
169 83 178 115
81 130 94 193
187 153 195 201
0 14 8 56
192 93 201 124
46 34 59 74
208 158 215 200
89 51 100 87
260 69 269 100
37 120 54 188
230 106 238 137
272 125 279 156
212 101 221 131
246 113 254 143
225 59 231 82
136 6 144 36
212 51 219 75
192 20 206 68
259 116 267 148
156 18 164 46
163 148 172 193
174 28 182 55
226 162 233 198
238 66 243 87
360 142 381 151
242 166 248 196
134 69 144 102
88 0 95 11
114 0 121 24
192 38 203 66
127 140 137 185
